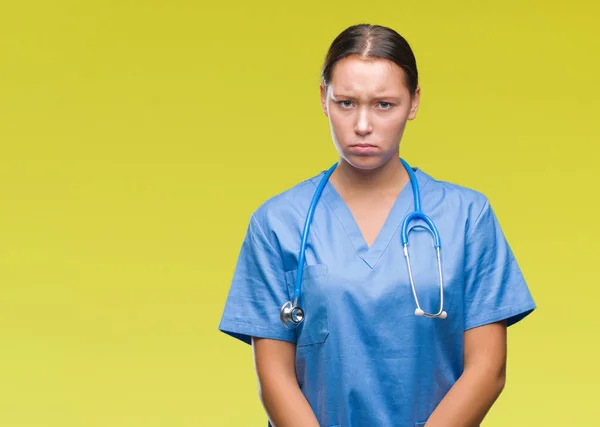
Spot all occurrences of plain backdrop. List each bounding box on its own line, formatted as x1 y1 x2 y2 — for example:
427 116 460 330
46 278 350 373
1 1 599 426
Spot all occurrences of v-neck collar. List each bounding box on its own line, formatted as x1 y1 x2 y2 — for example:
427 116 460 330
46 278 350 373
312 167 430 269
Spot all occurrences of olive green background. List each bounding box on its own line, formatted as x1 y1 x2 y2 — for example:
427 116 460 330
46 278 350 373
1 1 598 425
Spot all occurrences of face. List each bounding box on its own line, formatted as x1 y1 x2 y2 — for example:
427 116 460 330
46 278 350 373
320 55 420 171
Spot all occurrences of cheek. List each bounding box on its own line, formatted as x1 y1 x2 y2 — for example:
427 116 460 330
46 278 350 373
328 110 351 135
388 118 409 136
373 114 408 136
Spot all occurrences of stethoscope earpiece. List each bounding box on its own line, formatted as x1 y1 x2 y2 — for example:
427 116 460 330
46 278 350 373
280 301 305 329
415 308 448 319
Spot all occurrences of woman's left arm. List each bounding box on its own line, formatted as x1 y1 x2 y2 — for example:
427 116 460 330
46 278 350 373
424 320 507 427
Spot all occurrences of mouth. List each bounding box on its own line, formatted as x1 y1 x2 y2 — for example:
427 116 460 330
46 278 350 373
348 143 378 154
350 143 377 148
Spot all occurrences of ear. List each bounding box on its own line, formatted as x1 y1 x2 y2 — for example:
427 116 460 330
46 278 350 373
320 82 328 117
407 85 421 120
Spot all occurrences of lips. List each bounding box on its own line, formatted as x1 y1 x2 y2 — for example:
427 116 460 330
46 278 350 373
348 144 378 154
350 144 377 149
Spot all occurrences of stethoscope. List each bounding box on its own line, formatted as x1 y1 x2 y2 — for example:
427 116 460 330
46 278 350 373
280 158 447 329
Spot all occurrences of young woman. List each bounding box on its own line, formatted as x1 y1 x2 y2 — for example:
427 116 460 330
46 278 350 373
218 23 535 427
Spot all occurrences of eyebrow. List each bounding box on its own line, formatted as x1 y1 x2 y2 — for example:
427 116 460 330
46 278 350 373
332 93 402 100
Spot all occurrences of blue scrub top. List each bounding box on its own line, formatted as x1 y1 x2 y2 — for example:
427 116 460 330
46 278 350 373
218 166 536 427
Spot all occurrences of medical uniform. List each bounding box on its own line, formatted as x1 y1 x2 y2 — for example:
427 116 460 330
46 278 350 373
218 166 536 427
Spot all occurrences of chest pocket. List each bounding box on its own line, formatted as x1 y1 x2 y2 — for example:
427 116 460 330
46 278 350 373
284 264 329 347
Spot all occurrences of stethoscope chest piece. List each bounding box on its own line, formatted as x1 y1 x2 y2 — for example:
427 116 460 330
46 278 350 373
280 301 305 329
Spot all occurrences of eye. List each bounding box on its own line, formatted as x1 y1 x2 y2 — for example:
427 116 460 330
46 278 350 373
378 101 394 109
337 100 353 108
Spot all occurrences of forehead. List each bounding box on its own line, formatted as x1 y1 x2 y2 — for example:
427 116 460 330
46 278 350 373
329 55 408 94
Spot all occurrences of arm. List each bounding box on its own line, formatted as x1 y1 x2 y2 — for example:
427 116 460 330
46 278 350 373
252 337 320 427
425 320 507 427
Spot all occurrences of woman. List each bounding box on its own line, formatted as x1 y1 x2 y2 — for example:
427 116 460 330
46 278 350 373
218 24 535 427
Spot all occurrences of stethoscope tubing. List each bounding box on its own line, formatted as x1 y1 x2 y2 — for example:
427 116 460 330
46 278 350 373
281 158 447 329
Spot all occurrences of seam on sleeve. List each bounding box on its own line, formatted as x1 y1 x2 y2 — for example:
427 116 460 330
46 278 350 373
220 318 287 332
248 213 291 300
250 213 279 253
219 319 297 343
464 198 490 243
464 300 536 331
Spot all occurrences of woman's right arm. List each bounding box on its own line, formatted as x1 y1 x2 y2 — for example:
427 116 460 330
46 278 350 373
252 337 320 427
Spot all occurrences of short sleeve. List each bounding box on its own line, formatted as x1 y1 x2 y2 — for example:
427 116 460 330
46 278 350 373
218 213 296 345
463 199 536 330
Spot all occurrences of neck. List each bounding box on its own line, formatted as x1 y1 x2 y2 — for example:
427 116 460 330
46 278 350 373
330 155 409 197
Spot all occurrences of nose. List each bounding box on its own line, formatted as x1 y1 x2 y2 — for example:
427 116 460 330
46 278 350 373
354 107 373 136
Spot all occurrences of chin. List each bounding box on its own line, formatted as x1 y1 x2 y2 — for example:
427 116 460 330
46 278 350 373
342 154 387 171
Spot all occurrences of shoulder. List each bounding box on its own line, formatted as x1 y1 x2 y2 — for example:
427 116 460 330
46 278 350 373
416 167 491 227
248 171 324 239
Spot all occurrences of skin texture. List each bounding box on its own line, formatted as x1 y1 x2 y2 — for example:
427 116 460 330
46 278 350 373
320 54 420 174
252 338 320 427
252 54 508 427
319 55 420 246
424 320 507 427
